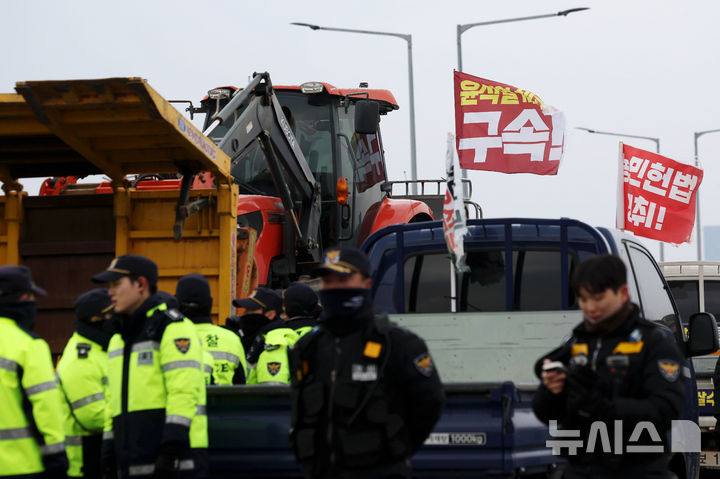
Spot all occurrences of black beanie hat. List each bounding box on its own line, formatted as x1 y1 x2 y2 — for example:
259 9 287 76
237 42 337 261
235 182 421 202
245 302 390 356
175 274 213 317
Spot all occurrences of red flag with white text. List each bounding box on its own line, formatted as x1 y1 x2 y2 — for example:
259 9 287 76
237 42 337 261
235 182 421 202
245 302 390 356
616 143 702 244
453 71 565 175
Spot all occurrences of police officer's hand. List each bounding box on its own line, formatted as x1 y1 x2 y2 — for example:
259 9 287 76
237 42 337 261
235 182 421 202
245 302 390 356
565 366 610 418
541 359 567 394
101 465 118 479
101 437 117 479
154 443 183 479
44 467 68 479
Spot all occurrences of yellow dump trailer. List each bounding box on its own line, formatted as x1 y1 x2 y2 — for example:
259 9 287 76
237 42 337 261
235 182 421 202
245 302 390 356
0 78 245 353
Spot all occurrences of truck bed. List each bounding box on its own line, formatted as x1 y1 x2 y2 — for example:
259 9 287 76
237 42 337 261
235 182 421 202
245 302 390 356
206 382 561 478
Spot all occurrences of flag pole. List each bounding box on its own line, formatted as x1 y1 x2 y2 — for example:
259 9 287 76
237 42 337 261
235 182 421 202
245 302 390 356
616 141 625 230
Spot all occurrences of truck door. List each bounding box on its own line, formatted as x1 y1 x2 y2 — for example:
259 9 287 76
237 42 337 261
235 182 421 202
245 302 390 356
623 240 678 323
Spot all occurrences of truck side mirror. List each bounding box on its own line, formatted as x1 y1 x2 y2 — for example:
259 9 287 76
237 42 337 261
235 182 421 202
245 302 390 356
686 312 719 357
355 100 380 134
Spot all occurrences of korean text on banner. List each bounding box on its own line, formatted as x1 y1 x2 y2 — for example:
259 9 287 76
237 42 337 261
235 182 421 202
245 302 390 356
443 133 469 272
616 143 703 244
454 71 565 175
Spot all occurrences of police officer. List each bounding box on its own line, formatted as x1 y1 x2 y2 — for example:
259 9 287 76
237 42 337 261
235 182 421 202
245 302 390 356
245 282 320 384
532 254 684 478
175 274 247 385
230 287 283 351
289 248 445 479
92 255 206 479
56 288 114 479
0 265 68 478
282 281 321 334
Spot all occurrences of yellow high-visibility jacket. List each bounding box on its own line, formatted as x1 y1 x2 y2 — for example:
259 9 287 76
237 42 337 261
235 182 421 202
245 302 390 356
56 328 109 478
195 320 246 385
0 316 67 477
104 298 206 478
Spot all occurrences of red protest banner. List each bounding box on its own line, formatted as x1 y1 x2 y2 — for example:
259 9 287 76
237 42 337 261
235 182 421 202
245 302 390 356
616 143 703 244
453 71 565 175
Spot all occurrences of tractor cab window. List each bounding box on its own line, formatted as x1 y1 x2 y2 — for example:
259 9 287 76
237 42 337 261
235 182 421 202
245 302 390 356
229 92 333 198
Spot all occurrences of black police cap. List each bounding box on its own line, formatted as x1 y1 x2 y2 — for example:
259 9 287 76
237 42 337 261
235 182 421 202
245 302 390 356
92 254 158 286
0 265 47 301
74 288 113 322
312 247 371 278
283 282 320 318
233 287 282 315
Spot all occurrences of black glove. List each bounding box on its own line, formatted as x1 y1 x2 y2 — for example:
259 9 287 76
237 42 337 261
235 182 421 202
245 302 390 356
565 366 610 419
44 468 67 479
101 437 117 479
42 451 68 479
154 443 185 479
102 464 118 479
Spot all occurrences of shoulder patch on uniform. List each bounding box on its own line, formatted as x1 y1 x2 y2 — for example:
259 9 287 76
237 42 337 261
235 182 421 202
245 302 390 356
658 360 679 382
414 353 434 377
267 362 281 376
165 308 184 322
76 342 91 359
174 338 191 354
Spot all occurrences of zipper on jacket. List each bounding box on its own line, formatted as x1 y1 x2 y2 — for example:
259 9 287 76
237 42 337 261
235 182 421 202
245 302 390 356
591 338 602 371
327 336 340 465
121 339 131 447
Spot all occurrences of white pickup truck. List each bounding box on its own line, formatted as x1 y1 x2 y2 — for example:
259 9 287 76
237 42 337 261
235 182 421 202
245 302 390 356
660 261 720 470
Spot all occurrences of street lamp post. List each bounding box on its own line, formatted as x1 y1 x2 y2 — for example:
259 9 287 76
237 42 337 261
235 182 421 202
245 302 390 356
694 129 720 261
291 22 418 194
456 7 589 181
575 127 665 260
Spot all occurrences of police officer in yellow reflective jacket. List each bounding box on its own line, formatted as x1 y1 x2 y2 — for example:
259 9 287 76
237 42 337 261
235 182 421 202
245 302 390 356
56 288 114 479
155 291 216 387
175 274 246 385
92 255 206 479
245 282 320 384
232 287 283 384
0 265 68 479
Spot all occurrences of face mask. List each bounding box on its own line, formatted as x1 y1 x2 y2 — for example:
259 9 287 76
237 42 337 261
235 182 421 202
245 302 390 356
318 288 371 320
239 313 271 337
0 301 37 331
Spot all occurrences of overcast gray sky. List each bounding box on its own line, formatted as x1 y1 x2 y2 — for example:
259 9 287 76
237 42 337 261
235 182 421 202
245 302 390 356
4 0 719 261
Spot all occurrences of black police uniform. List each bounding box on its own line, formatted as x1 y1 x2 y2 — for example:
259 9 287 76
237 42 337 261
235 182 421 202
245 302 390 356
289 305 445 479
532 303 685 478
